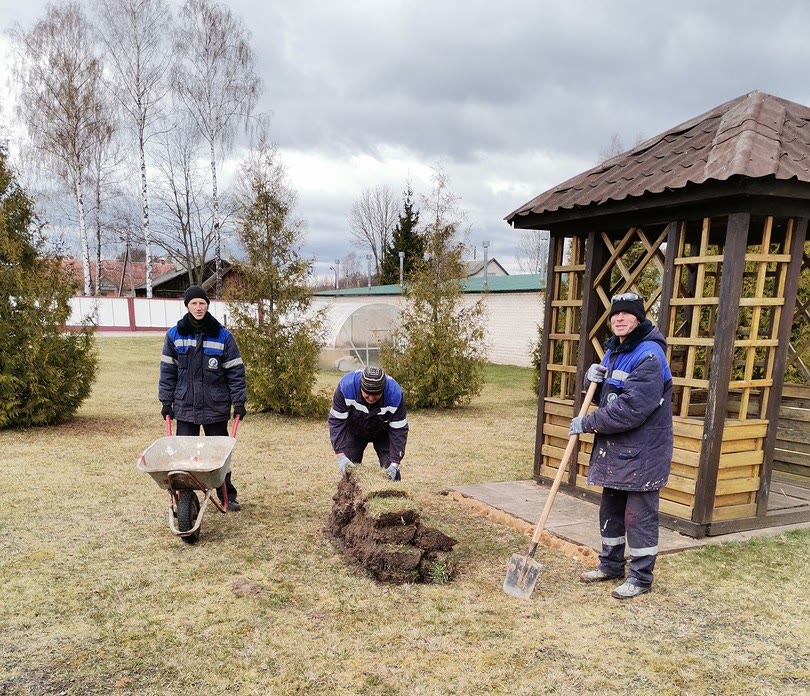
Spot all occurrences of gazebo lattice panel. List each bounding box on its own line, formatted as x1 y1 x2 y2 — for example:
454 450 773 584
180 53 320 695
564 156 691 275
786 241 810 382
535 213 809 533
537 237 586 481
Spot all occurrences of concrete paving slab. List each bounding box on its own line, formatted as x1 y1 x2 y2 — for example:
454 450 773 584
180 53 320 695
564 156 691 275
449 480 810 554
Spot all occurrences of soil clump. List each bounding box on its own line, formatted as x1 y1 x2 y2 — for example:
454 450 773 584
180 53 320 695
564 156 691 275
326 471 458 584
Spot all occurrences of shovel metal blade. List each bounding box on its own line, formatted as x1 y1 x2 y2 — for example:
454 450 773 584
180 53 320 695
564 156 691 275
502 553 542 599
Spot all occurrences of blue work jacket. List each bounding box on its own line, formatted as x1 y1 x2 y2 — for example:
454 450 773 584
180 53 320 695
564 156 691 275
159 313 247 425
582 321 674 491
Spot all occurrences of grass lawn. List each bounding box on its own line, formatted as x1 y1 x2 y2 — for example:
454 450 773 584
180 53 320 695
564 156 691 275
1 335 808 695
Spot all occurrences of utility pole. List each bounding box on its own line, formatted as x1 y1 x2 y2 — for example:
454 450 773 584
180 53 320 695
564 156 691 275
482 240 490 290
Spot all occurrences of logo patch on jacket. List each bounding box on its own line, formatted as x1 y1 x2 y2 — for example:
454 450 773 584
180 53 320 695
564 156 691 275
207 357 219 369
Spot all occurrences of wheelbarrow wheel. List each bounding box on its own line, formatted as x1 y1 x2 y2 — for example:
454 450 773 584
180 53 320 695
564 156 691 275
177 490 201 544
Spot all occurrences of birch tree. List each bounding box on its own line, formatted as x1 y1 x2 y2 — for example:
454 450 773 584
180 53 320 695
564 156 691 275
86 104 118 294
172 0 261 297
151 114 215 286
348 184 398 277
11 2 108 295
95 0 173 297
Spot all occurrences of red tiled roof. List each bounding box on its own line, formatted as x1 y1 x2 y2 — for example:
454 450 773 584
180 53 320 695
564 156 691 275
507 91 810 223
62 259 177 293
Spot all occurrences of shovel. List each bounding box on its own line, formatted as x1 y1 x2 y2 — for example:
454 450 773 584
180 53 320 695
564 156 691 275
503 380 599 599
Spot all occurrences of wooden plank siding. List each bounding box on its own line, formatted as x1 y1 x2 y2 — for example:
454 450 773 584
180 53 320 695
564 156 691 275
539 402 774 526
773 384 810 478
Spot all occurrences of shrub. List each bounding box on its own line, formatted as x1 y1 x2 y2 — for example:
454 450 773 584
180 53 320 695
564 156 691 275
0 145 97 427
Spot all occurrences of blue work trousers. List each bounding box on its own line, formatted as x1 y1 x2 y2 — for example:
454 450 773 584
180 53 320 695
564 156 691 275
597 487 660 588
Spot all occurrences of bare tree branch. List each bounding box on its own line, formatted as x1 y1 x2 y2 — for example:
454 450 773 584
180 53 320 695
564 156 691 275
348 184 398 276
516 229 549 274
172 0 262 297
11 1 110 295
150 113 214 285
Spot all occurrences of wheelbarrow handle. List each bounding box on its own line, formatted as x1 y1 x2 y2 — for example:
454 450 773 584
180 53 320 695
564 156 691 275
164 415 237 437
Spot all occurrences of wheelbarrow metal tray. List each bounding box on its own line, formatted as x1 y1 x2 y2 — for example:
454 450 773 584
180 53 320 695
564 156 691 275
137 436 235 490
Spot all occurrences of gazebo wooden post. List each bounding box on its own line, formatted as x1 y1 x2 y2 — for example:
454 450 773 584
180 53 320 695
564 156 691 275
692 212 750 528
756 217 809 516
572 229 610 484
533 233 563 478
657 221 679 336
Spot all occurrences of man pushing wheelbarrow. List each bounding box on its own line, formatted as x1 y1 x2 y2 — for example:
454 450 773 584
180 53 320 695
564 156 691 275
158 285 247 511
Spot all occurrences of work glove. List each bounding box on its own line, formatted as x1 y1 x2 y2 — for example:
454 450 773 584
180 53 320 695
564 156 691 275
337 454 355 476
569 416 585 436
384 463 401 482
586 363 607 384
161 402 174 420
233 403 247 420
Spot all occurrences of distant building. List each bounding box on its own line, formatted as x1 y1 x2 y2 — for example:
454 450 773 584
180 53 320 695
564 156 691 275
315 273 545 368
135 259 244 299
464 258 509 278
62 258 177 296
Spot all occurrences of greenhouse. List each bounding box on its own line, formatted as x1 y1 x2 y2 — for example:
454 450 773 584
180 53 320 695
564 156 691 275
315 300 401 371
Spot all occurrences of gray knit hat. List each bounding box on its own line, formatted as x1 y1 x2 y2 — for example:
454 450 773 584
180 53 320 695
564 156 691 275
360 366 386 395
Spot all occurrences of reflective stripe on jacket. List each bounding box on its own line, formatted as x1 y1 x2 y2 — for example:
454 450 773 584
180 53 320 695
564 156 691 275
328 369 409 461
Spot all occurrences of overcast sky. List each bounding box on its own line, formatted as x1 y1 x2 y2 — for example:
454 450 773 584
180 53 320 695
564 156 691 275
3 0 810 279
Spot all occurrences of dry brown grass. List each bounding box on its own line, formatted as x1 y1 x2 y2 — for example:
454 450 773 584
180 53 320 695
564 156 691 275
1 336 808 695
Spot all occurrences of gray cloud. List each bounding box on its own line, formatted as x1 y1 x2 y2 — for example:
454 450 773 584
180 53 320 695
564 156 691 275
6 0 810 276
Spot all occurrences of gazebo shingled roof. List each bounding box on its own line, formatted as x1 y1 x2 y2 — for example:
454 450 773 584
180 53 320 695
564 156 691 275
507 90 810 222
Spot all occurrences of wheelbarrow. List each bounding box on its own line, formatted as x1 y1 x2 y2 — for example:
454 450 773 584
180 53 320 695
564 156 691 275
137 416 240 544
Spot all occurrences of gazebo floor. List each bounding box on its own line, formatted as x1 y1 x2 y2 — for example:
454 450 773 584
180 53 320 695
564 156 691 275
448 476 810 554
769 471 810 513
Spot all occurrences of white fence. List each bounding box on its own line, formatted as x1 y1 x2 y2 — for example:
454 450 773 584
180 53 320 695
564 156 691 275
67 297 232 331
68 294 542 366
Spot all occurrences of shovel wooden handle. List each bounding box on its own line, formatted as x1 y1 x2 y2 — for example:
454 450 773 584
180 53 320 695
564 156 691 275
529 380 599 546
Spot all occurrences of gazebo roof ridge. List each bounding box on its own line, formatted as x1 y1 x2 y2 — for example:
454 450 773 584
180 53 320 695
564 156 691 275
507 90 810 224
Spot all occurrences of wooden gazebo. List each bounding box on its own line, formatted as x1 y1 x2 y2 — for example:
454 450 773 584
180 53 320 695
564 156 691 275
507 91 810 537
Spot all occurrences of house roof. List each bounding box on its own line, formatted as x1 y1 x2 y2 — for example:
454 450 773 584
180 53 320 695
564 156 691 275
315 273 545 297
62 259 177 291
464 258 509 276
506 91 810 224
135 259 234 290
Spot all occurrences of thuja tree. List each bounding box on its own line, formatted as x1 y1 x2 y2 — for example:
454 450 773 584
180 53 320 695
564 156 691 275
382 167 486 407
0 145 97 427
227 139 328 416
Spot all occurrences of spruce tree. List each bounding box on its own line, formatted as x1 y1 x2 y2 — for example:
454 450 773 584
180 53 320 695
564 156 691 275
227 139 328 416
382 168 486 407
379 183 423 285
0 145 97 427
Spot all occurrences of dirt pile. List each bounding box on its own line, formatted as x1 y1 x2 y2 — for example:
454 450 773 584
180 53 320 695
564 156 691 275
326 471 458 584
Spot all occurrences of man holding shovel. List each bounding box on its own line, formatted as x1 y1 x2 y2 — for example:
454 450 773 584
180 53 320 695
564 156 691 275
328 366 409 481
569 293 673 599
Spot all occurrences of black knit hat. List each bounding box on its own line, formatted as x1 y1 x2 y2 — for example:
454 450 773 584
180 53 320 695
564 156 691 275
609 292 645 322
183 285 209 306
360 366 386 395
